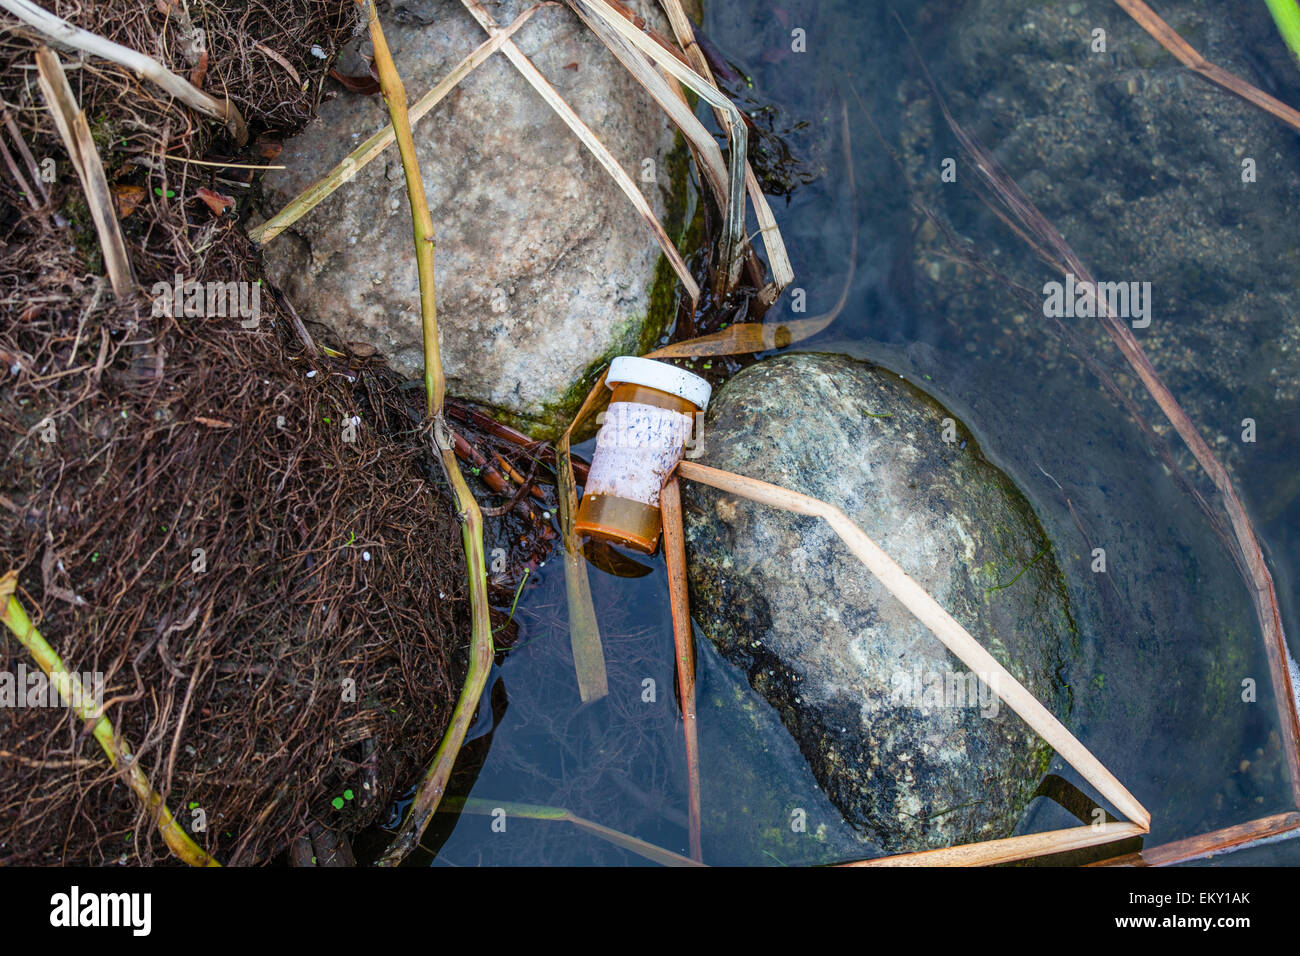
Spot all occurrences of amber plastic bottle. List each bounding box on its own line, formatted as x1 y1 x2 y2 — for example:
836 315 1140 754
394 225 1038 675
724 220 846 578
574 357 710 554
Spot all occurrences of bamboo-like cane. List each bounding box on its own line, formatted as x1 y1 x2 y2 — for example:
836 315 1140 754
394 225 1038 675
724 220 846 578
250 4 545 246
676 460 1151 832
846 821 1147 867
0 572 219 867
359 1 494 868
660 477 702 861
2 0 247 144
34 47 135 298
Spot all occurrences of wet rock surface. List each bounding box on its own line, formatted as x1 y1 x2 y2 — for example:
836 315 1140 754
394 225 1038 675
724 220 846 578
683 352 1078 851
257 0 688 437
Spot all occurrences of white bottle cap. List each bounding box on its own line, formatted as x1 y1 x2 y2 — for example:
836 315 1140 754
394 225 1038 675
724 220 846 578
605 355 711 410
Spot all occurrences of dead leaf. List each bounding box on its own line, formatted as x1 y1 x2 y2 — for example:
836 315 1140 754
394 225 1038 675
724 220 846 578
189 49 209 89
255 138 283 161
329 68 381 95
193 416 233 429
112 183 147 218
196 187 235 216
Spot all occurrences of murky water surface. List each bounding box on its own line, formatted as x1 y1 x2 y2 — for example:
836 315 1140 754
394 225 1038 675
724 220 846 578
386 0 1300 865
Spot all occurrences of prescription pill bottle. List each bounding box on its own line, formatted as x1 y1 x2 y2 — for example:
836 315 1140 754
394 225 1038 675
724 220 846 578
574 356 711 554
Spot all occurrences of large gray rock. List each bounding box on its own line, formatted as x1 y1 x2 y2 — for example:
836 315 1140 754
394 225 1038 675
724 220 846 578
683 352 1077 852
257 0 688 437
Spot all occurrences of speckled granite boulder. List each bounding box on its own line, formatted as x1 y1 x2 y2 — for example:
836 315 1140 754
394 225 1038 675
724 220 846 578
683 352 1077 851
257 0 689 438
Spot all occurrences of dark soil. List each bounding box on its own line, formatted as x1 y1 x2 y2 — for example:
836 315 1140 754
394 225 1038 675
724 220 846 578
0 0 475 865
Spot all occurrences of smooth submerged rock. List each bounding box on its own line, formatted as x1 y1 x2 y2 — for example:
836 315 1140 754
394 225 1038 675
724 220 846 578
257 0 689 438
683 352 1077 852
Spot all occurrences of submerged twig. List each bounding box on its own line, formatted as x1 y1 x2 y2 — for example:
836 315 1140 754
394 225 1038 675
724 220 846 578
1115 0 1300 132
359 1 493 867
0 572 219 867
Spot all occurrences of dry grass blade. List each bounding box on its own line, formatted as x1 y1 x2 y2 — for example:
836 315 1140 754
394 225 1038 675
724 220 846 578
0 572 219 867
34 46 134 298
1115 0 1300 132
250 4 546 246
1 0 248 144
459 0 699 307
845 821 1147 867
567 1 730 218
659 477 702 861
656 0 794 303
676 460 1151 831
578 0 748 292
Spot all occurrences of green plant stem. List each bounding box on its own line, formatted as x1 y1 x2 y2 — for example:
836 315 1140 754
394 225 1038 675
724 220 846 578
358 0 494 867
0 572 218 867
1266 0 1300 67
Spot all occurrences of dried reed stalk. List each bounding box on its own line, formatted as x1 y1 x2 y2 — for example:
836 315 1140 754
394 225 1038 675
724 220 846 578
1090 811 1300 867
655 0 794 304
846 821 1147 867
2 0 248 144
676 460 1151 831
659 477 702 861
459 0 700 307
0 572 219 867
577 0 748 292
1115 0 1300 132
250 4 545 245
34 46 135 298
358 1 494 867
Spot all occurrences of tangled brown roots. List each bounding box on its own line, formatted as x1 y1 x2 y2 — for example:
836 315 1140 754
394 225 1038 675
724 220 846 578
0 1 469 864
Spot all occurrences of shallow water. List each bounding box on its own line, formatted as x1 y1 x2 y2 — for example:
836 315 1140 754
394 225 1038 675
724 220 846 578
392 0 1300 865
